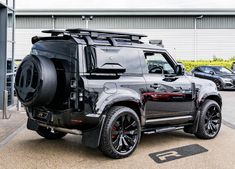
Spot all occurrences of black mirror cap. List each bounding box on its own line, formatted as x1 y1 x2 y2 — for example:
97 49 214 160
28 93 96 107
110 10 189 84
176 64 185 75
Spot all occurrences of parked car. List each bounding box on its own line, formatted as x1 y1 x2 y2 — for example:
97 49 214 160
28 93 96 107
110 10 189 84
231 62 235 73
15 28 222 159
191 66 235 90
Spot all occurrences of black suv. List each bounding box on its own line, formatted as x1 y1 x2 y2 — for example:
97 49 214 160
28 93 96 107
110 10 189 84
15 29 222 159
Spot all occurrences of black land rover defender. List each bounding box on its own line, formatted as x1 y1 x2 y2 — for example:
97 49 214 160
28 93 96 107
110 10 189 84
15 29 222 159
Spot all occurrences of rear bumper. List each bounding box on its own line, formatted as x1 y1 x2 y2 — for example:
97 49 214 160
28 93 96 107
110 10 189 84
26 107 101 130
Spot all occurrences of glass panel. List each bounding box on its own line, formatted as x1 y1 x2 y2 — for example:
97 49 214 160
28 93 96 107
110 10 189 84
94 46 142 74
0 0 7 5
145 52 175 74
7 41 13 60
7 9 13 41
7 0 14 9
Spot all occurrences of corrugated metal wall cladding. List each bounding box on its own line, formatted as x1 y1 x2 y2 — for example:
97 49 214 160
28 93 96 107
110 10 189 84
16 16 53 29
55 16 84 28
88 16 194 29
197 16 235 29
16 16 196 29
15 28 235 60
16 16 235 29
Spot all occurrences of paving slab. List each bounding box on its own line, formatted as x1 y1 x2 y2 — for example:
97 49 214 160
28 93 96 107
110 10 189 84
0 124 234 169
0 110 26 148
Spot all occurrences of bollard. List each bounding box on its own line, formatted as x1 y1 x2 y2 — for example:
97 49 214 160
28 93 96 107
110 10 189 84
2 90 11 119
2 90 8 119
17 99 21 111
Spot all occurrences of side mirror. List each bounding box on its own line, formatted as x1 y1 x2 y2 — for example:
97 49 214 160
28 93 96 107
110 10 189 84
176 64 185 75
209 71 215 75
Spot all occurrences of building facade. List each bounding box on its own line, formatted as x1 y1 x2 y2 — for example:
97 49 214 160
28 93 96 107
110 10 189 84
0 0 15 112
15 9 235 61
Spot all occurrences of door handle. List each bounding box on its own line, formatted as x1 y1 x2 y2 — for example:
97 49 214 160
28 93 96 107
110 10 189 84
163 77 178 82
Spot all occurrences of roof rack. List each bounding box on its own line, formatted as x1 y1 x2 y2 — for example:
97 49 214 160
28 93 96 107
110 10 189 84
149 40 164 48
41 28 147 46
41 30 65 36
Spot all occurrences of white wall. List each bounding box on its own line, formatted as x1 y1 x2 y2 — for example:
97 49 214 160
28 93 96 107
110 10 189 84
15 29 44 59
15 29 235 60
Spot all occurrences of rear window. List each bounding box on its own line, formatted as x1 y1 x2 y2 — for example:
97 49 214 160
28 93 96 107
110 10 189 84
31 39 77 58
31 39 78 73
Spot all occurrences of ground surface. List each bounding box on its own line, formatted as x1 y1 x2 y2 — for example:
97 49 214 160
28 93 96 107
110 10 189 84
0 109 26 148
0 91 234 169
220 91 235 128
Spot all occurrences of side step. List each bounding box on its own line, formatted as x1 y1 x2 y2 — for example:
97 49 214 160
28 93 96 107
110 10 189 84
142 126 184 135
145 115 193 125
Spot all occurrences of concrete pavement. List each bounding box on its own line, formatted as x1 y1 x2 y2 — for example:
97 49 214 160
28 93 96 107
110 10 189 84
220 91 235 128
0 110 26 148
0 91 235 169
0 125 234 169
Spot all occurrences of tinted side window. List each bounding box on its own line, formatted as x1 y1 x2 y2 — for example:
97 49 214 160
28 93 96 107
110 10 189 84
198 67 205 72
144 52 175 74
194 67 202 72
95 46 142 74
204 67 214 74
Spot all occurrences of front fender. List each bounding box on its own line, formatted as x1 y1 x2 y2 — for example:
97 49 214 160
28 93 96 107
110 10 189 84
197 88 222 108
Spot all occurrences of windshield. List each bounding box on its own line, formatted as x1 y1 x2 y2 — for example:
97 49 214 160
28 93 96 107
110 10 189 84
212 67 233 74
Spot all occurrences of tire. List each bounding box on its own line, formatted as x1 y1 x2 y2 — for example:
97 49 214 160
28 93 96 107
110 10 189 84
214 79 223 91
195 100 222 139
36 126 67 140
99 106 141 159
15 55 57 106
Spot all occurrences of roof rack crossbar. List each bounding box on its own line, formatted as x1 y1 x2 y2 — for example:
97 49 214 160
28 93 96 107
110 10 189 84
41 28 147 45
66 28 147 39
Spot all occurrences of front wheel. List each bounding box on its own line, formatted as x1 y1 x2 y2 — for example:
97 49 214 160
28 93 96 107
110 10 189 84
99 106 141 159
214 79 223 91
36 126 67 140
195 100 222 139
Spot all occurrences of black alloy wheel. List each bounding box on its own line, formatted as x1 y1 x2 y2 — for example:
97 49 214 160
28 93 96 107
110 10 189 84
214 79 222 91
204 105 221 137
99 106 141 159
111 114 139 154
195 100 221 139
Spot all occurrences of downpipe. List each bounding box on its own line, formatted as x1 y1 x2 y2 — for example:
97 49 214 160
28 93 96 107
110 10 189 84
38 123 82 135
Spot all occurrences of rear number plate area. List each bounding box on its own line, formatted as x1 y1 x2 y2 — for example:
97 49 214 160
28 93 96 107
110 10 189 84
35 111 51 122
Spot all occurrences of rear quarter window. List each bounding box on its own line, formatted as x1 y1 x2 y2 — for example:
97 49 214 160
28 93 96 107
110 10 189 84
95 46 142 74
